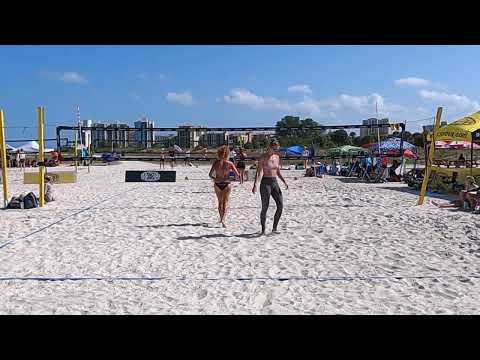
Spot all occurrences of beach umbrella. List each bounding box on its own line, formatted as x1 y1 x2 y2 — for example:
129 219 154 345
17 141 54 153
173 145 183 153
445 141 480 149
327 145 365 156
403 149 416 159
435 140 449 148
369 137 417 153
280 145 304 156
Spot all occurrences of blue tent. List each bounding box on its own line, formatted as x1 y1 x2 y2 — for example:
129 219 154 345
369 137 417 153
280 145 304 156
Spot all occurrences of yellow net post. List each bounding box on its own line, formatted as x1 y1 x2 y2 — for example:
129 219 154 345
417 107 443 205
0 109 9 208
37 106 45 208
74 132 78 172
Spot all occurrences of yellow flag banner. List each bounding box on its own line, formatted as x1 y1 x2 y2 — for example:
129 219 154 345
436 111 480 142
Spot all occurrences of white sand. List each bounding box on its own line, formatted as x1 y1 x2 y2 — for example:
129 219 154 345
0 161 479 314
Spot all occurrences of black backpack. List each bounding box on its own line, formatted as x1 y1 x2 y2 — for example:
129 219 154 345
7 196 24 209
22 192 39 209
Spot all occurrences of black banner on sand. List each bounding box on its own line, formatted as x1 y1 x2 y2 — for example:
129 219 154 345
125 170 176 182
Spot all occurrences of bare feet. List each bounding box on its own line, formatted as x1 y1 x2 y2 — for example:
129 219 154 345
222 222 226 228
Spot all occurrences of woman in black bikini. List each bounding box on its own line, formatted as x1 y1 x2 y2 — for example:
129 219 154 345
159 151 165 169
169 146 176 168
236 148 247 184
209 145 240 227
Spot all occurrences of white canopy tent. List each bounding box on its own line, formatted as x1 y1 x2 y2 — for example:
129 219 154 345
6 144 17 151
16 141 54 153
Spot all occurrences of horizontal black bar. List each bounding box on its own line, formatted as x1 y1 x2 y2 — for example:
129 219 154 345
57 124 404 132
60 154 406 162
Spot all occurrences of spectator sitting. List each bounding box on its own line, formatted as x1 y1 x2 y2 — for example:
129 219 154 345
432 175 479 210
44 175 55 203
50 150 60 165
388 160 401 182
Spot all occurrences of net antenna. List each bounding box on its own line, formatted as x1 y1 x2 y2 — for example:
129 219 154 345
76 105 83 147
376 101 381 155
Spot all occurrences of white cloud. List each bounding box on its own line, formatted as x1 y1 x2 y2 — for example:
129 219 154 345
334 93 405 116
166 91 194 106
288 84 312 94
223 88 407 120
40 70 87 84
419 90 480 112
58 72 87 84
223 88 291 111
394 77 431 87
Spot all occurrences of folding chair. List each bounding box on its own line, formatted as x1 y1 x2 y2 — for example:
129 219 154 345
360 165 372 182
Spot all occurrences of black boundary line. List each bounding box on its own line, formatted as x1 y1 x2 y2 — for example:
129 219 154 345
0 273 479 283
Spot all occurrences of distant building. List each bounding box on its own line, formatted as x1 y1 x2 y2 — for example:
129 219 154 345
251 131 275 144
91 121 130 149
360 118 391 138
200 131 227 148
134 117 155 148
227 131 252 146
106 123 130 149
177 124 207 150
92 123 108 148
155 134 177 148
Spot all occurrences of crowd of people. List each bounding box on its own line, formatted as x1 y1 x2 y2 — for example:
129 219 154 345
1 149 60 168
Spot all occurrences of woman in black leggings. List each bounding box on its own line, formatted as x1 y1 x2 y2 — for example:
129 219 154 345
252 139 288 235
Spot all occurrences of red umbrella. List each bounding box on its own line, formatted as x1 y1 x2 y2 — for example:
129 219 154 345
403 149 415 159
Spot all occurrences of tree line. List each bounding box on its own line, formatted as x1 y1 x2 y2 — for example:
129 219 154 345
274 116 426 149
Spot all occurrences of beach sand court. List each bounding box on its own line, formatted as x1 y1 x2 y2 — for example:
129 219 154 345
0 161 479 314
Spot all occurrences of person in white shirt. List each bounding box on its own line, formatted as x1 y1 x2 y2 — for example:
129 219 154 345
302 147 309 169
44 175 55 202
19 149 26 169
229 147 236 163
184 150 191 166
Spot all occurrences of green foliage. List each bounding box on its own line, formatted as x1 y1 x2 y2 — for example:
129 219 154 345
275 115 326 147
330 129 349 146
274 114 425 151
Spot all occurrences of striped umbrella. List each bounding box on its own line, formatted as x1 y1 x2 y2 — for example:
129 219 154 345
369 137 417 153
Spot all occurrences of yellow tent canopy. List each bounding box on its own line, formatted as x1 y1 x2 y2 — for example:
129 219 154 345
434 111 480 142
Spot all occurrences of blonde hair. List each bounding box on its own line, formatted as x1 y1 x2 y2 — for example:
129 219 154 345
465 176 477 187
217 146 229 161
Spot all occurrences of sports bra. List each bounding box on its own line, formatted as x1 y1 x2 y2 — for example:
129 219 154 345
264 154 279 171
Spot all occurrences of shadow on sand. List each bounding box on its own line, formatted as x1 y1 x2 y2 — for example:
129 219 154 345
177 232 261 241
380 186 456 201
137 223 211 228
335 177 456 201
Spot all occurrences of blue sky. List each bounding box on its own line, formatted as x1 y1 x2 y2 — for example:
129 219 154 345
1 45 480 143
